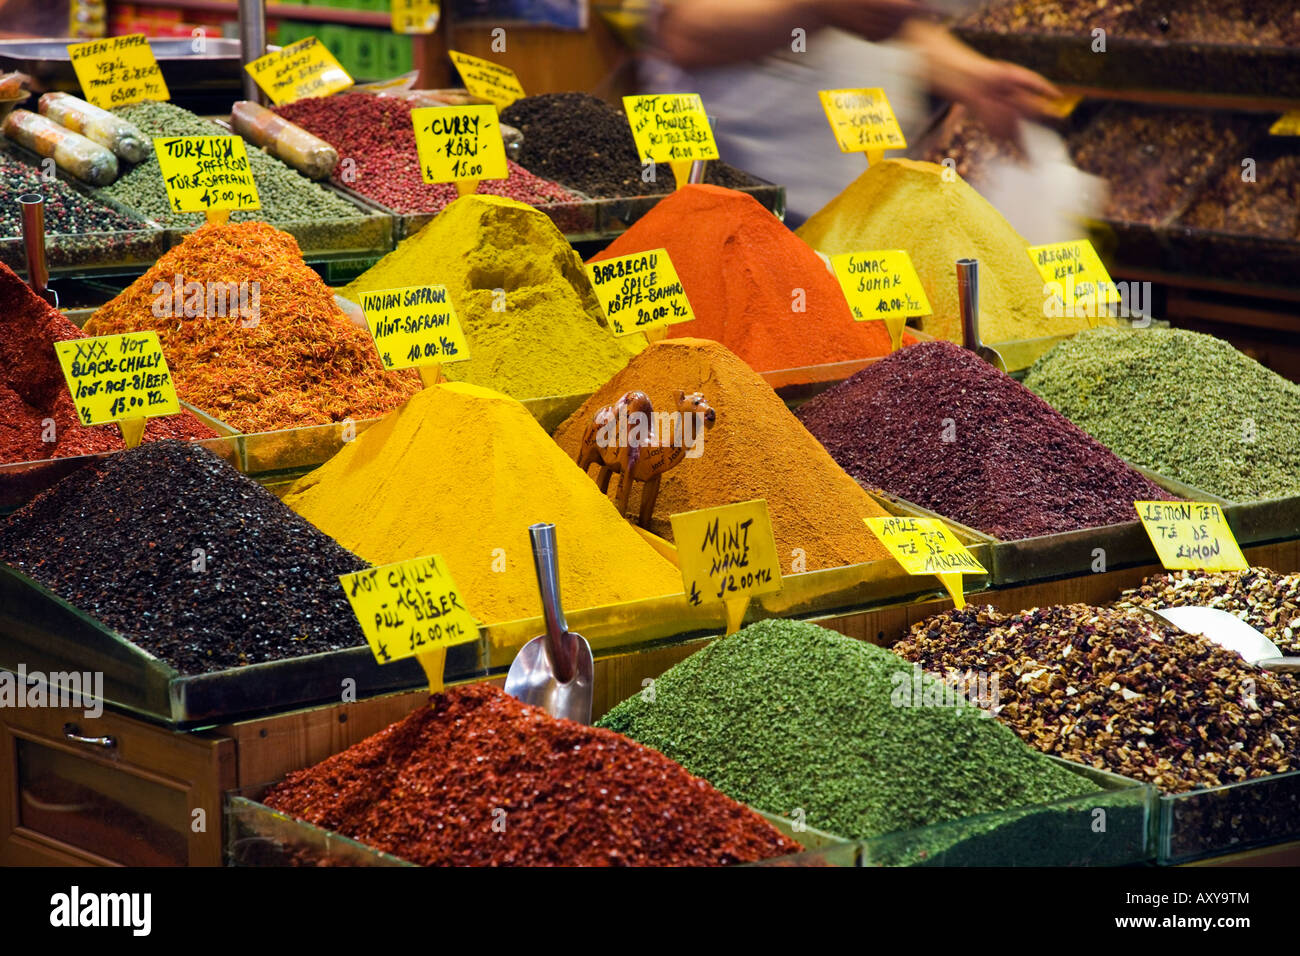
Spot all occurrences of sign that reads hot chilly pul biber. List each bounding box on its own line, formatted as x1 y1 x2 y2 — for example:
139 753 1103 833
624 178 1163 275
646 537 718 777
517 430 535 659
154 136 260 213
339 554 479 665
670 499 782 634
1135 501 1248 572
411 103 508 183
359 285 471 370
53 331 179 427
67 33 169 110
244 37 353 106
585 248 695 336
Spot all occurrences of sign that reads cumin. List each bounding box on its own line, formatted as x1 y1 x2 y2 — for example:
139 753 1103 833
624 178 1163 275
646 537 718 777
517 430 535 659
67 33 169 110
244 36 353 106
154 136 259 213
359 285 471 370
819 88 906 153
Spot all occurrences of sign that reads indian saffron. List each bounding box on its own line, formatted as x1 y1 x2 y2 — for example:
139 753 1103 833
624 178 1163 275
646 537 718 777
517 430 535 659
1135 501 1248 572
340 554 479 665
819 88 906 153
359 285 471 370
154 136 259 213
54 331 179 427
670 499 781 633
448 50 525 108
392 0 440 35
67 33 169 110
244 37 353 106
622 93 719 165
585 248 695 336
864 516 985 609
830 248 930 350
411 103 508 183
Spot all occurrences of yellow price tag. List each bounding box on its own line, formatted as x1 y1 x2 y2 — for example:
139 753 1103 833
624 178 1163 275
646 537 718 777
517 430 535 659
1027 239 1115 323
359 285 471 371
670 499 782 635
54 331 179 430
1270 111 1300 136
1135 501 1248 572
829 249 930 351
153 136 260 214
585 248 694 337
411 104 508 185
67 34 169 110
864 516 985 609
244 37 353 106
622 93 718 169
339 554 479 667
448 50 525 108
819 88 906 155
392 0 440 34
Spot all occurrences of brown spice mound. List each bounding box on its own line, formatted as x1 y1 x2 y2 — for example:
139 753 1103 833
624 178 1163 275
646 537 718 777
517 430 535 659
264 684 800 866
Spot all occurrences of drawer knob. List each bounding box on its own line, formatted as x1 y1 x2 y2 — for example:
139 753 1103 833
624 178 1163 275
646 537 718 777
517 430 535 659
63 723 117 749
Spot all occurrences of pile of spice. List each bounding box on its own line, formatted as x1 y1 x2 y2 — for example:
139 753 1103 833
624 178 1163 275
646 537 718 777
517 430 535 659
966 0 1300 46
0 441 367 674
919 106 1026 192
273 92 578 214
264 683 798 866
283 382 683 624
96 101 366 228
554 339 904 573
86 221 420 432
1116 568 1300 655
894 603 1300 793
0 262 215 463
599 618 1096 841
500 92 760 197
796 340 1175 539
1179 141 1300 239
589 185 911 372
341 194 637 401
1024 327 1300 500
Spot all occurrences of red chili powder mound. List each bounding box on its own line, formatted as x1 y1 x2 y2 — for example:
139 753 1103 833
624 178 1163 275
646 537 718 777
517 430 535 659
589 184 915 372
263 683 800 867
0 262 216 464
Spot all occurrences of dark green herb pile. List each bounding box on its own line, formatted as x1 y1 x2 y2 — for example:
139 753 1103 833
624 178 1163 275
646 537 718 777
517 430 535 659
1025 327 1300 501
598 618 1095 840
0 441 367 674
96 100 365 227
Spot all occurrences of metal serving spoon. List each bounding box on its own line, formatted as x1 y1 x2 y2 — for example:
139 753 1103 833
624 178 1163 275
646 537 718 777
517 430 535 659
1144 606 1300 673
957 258 1007 372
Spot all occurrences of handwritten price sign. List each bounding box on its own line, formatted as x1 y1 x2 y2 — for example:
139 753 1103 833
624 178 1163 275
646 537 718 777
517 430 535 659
1135 501 1248 572
819 88 906 154
865 516 985 608
359 285 471 371
245 37 353 105
585 248 695 336
67 34 169 110
54 331 179 427
154 136 259 213
670 499 782 634
411 104 507 184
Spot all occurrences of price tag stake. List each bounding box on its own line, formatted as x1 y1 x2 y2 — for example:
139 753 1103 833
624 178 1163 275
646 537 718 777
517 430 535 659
1135 501 1248 572
865 516 985 608
670 500 782 635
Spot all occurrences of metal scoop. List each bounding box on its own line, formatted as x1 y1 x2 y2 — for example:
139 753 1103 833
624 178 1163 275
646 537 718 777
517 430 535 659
504 523 594 723
957 258 1006 372
1145 606 1300 673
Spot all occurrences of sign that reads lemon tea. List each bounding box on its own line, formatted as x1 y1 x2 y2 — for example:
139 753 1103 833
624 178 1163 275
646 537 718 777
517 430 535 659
1135 501 1248 572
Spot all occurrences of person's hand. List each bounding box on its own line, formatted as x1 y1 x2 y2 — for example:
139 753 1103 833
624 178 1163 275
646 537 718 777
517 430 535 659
823 0 930 42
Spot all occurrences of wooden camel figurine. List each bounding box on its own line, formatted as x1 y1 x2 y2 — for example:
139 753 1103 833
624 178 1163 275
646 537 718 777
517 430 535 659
576 389 717 528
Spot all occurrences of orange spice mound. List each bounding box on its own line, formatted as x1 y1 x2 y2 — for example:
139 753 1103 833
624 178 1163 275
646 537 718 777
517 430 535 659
86 222 420 432
589 184 914 373
553 338 894 572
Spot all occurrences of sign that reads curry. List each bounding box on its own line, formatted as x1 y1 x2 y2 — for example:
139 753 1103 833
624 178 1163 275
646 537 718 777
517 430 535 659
411 103 508 183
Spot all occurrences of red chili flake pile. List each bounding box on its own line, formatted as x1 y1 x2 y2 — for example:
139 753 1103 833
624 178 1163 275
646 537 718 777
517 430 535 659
263 683 800 867
0 261 216 464
274 93 580 214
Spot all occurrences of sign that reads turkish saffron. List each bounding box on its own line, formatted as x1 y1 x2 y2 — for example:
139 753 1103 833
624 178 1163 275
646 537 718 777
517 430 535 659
411 103 508 183
1135 501 1248 572
340 554 480 665
448 50 525 107
392 0 440 34
359 285 471 370
67 34 169 110
54 331 179 427
585 248 695 336
622 93 719 165
244 37 353 106
864 516 985 609
819 88 906 153
154 136 259 213
670 499 782 616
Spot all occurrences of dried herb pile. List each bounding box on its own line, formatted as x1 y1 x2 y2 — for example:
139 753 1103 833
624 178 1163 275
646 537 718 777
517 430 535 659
264 683 799 866
86 221 420 432
894 603 1300 793
0 441 367 675
0 262 215 463
797 340 1175 539
1025 327 1300 501
598 618 1096 840
1116 568 1300 655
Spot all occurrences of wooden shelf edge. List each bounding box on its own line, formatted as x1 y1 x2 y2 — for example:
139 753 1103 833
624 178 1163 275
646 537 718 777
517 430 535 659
120 0 395 28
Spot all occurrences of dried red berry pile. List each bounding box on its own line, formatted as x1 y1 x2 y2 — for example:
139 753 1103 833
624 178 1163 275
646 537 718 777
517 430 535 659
274 93 579 214
263 683 800 866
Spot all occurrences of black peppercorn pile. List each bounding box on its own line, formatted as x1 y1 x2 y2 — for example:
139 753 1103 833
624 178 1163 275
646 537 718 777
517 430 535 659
0 441 367 674
500 92 761 198
1116 568 1300 656
894 603 1300 793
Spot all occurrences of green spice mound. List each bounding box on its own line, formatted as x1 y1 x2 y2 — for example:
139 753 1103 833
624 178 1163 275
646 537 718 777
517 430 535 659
598 618 1096 840
1025 327 1300 501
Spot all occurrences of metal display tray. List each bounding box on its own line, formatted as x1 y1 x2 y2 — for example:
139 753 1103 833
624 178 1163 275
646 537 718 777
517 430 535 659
953 8 1300 99
0 38 257 95
1159 767 1300 865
